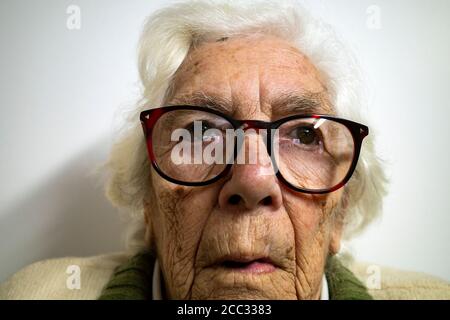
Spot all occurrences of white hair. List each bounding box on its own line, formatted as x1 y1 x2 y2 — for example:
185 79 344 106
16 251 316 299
104 0 388 252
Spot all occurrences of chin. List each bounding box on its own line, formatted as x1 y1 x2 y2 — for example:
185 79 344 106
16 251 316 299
190 267 297 300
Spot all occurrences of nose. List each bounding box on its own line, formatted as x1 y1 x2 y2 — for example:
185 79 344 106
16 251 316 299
218 133 283 211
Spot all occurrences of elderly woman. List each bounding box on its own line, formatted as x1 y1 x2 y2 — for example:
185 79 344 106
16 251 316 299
5 0 448 301
1 0 387 300
97 0 387 300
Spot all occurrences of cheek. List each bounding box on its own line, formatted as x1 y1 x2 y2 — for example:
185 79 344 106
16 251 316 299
284 192 341 253
285 197 322 237
283 193 342 298
150 176 221 298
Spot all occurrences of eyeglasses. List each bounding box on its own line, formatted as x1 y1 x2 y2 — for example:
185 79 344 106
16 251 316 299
140 105 368 194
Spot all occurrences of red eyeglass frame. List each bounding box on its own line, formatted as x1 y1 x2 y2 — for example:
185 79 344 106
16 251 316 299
140 105 369 194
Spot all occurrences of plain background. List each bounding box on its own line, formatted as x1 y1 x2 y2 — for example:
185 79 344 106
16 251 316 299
0 0 449 283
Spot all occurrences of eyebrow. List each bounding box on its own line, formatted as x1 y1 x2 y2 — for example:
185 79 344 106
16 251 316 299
270 92 328 116
167 92 233 114
167 91 328 117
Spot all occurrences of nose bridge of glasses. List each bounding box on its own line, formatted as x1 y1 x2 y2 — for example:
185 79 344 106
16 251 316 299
232 124 275 173
236 119 273 132
231 120 276 162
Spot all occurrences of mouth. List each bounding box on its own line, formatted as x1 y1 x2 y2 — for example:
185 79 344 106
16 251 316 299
216 256 277 274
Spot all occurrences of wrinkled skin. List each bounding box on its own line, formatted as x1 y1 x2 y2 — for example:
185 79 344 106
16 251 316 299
144 35 346 300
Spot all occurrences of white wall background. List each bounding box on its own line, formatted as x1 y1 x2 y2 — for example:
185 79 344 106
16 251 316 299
1 0 449 283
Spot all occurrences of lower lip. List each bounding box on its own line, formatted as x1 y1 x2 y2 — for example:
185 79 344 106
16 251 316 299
225 261 276 274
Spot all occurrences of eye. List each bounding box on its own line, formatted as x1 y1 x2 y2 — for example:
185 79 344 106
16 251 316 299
291 126 320 146
185 120 221 142
185 120 211 135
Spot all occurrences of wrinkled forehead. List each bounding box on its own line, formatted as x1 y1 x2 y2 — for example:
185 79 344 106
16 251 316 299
167 35 332 118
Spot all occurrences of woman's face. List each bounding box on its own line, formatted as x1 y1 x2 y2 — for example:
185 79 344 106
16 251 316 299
144 35 345 299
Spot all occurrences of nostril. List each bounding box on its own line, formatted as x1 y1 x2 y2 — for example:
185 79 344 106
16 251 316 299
261 196 272 206
228 194 241 205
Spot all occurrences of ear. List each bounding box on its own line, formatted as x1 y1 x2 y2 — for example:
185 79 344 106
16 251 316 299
328 193 348 255
143 199 155 248
329 218 344 255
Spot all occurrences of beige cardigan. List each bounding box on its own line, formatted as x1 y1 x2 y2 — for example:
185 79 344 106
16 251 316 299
1 252 449 300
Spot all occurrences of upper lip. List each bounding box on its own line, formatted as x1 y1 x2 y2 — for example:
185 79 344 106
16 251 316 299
214 254 276 267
